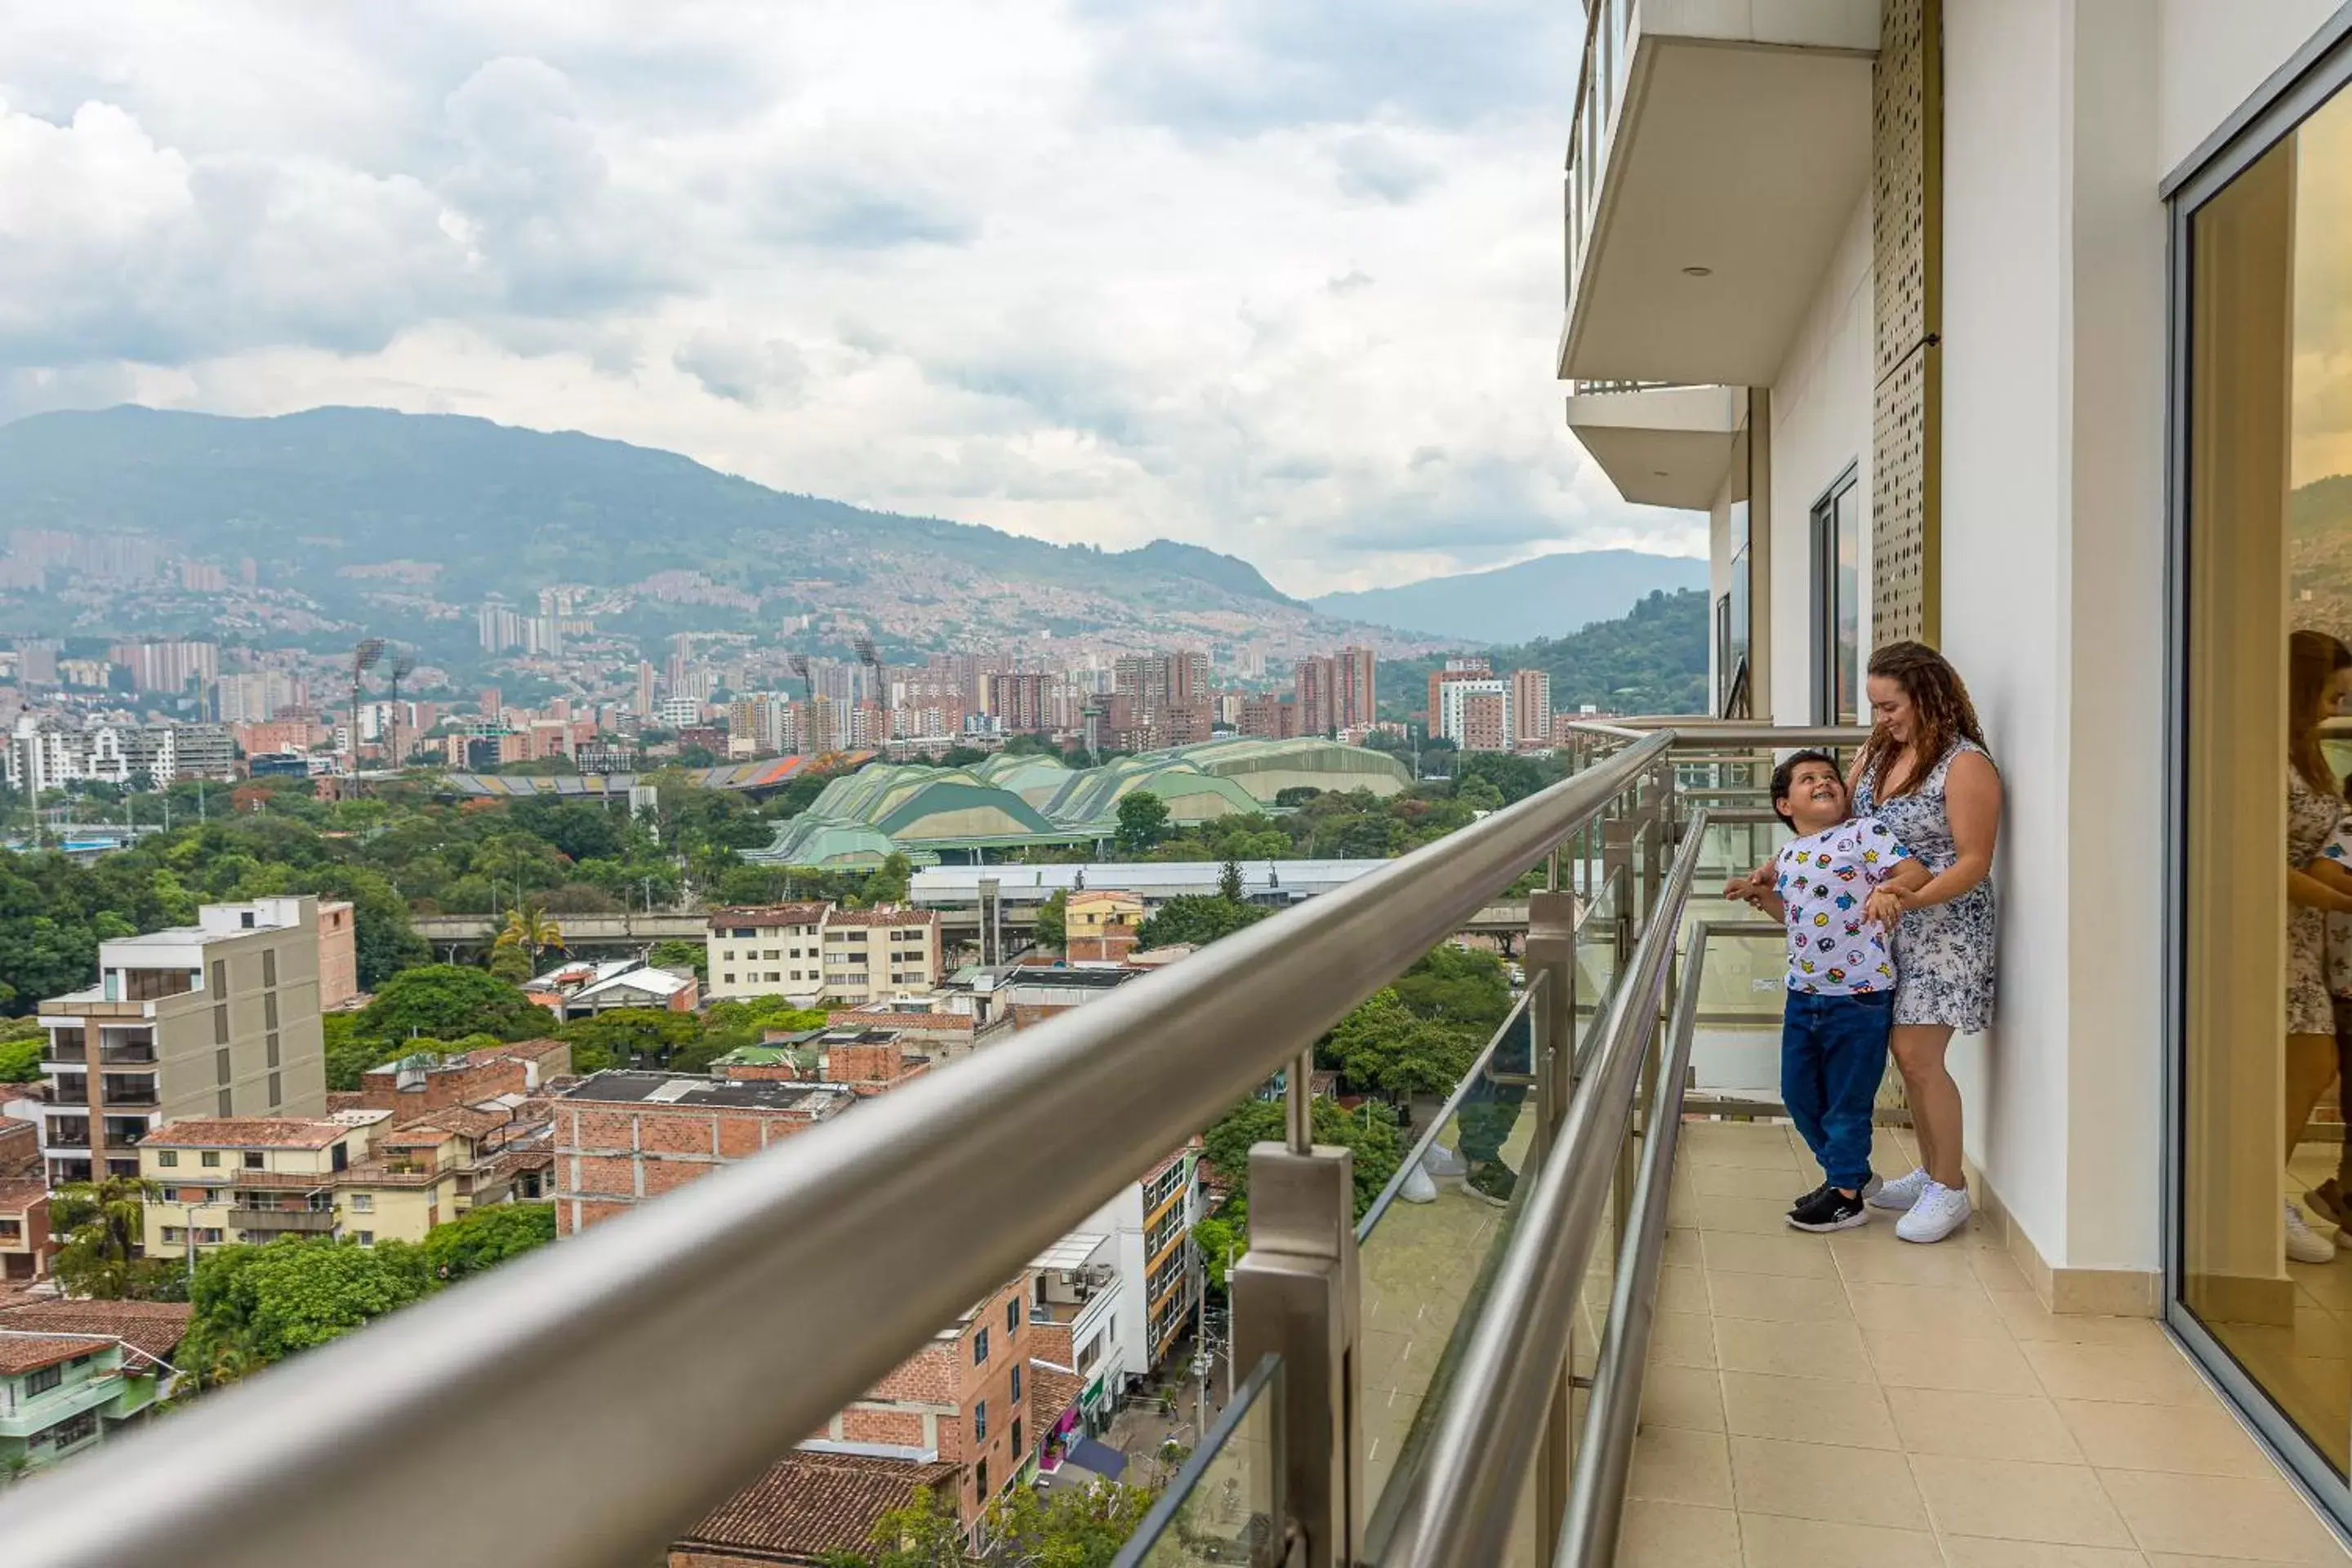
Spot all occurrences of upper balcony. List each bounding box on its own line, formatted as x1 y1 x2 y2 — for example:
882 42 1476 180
1563 380 1744 507
1559 0 1878 387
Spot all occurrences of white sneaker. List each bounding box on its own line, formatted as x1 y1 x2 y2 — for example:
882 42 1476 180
1870 1167 1931 1212
1895 1180 1972 1244
2285 1200 2336 1265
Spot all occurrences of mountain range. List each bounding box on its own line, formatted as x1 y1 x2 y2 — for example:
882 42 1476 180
1309 549 1708 644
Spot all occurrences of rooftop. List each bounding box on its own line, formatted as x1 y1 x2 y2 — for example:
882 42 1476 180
708 903 831 929
0 1301 191 1368
1029 1360 1087 1427
823 906 937 928
0 1178 48 1212
676 1450 959 1562
554 1071 847 1115
139 1117 350 1151
0 1334 98 1376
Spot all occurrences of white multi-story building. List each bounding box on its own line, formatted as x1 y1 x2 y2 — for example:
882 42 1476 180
1558 0 2352 1529
706 904 943 1007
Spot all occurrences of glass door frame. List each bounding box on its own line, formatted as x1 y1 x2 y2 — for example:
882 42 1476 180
1808 464 1860 726
2162 12 2352 1531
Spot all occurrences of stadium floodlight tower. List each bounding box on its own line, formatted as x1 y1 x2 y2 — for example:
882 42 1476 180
350 638 385 773
386 647 417 773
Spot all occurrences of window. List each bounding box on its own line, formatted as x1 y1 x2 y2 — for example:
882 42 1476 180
350 1193 373 1213
262 949 276 987
239 911 254 929
1010 1363 1022 1402
201 1151 220 1169
976 1457 988 1496
268 1072 282 1108
731 927 754 938
1809 467 1861 725
1076 1336 1101 1375
722 974 735 986
162 1227 185 1245
45 1410 96 1450
266 1032 280 1068
194 1228 222 1245
2177 60 2352 1493
211 960 227 993
353 1230 374 1247
212 1006 229 1045
157 1150 177 1169
973 1327 988 1365
23 1366 61 1401
216 1049 231 1085
243 1151 265 1170
1006 1298 1019 1335
973 1398 987 1443
217 1089 233 1117
263 994 278 1029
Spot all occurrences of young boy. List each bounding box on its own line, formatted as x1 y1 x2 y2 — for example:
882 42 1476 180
1727 751 1931 1233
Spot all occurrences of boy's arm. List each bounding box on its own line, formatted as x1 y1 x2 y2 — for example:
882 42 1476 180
1753 888 1788 921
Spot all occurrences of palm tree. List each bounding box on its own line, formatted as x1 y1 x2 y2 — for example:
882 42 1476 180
492 904 565 974
50 1173 159 1299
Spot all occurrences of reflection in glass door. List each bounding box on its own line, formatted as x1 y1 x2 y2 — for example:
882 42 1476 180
1811 469 1860 724
2179 63 2352 1486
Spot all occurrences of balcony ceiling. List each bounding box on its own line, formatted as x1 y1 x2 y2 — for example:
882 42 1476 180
1561 39 1874 386
1564 384 1742 510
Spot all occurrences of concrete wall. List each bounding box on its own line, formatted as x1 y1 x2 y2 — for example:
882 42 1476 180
1941 0 2168 1274
2158 0 2345 176
1765 189 1878 724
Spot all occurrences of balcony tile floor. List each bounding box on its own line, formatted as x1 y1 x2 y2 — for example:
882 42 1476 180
1618 1120 2352 1567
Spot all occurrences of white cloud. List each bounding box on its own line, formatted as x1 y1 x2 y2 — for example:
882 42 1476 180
0 0 1700 595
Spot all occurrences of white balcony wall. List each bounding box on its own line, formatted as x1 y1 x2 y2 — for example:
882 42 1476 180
1942 0 2167 1278
1763 190 1877 725
2158 0 2344 175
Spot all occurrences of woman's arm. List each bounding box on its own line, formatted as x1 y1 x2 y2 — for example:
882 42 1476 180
1887 751 2001 912
2291 864 2352 913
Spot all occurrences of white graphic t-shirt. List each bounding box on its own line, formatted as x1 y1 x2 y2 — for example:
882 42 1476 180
1774 817 1913 995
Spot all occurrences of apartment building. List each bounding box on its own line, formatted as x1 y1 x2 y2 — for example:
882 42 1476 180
1438 678 1512 753
1509 669 1553 749
548 1071 853 1236
1238 692 1300 741
142 1099 552 1253
1557 0 2352 1529
138 1114 381 1255
0 1178 49 1285
817 1273 1038 1526
0 1302 189 1472
1062 890 1143 962
38 896 328 1185
706 905 942 1007
315 899 358 1011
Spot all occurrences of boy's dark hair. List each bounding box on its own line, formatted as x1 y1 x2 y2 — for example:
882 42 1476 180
1770 749 1843 828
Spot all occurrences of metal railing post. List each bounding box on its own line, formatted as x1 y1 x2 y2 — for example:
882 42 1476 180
1231 1123 1359 1567
1525 889 1579 1562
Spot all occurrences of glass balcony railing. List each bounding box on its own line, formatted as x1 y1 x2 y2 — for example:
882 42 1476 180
0 723 1878 1568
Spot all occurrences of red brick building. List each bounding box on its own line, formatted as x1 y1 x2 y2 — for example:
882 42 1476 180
358 1039 571 1122
0 1177 50 1284
550 1072 851 1236
1238 693 1300 741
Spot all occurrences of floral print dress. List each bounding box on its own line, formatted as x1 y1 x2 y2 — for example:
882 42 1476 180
1853 741 1998 1034
2288 768 2341 1036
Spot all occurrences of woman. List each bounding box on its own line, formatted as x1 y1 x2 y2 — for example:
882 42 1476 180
2278 632 2352 1261
1846 641 2002 1245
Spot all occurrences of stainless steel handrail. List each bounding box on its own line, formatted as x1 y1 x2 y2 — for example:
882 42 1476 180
0 733 1677 1568
1555 920 1736 1568
1366 812 1706 1567
1568 719 1873 749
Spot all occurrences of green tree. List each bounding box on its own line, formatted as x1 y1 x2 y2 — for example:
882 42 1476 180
841 1484 969 1566
1136 894 1269 951
0 1016 42 1082
492 904 565 973
1325 987 1479 1105
49 1173 161 1299
1201 1095 1400 1219
862 852 915 907
185 1236 434 1370
1114 791 1170 854
1032 889 1069 953
1191 1213 1245 1290
561 1008 706 1073
354 965 554 1045
422 1203 556 1282
648 938 708 981
984 1479 1156 1566
1391 946 1512 1031
1217 857 1245 903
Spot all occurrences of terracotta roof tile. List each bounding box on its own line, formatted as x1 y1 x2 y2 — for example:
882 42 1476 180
823 907 938 928
677 1450 960 1560
709 904 832 929
0 1301 190 1369
139 1118 351 1150
0 1178 48 1212
1029 1361 1087 1429
0 1334 93 1375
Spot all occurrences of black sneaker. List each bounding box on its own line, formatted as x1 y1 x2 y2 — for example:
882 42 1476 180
1794 1173 1883 1208
1788 1179 1834 1213
1787 1186 1870 1233
1463 1160 1517 1207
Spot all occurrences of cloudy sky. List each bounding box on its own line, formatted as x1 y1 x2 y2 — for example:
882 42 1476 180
0 1 1701 596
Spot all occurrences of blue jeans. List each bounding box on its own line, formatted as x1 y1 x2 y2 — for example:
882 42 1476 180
1781 990 1892 1192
